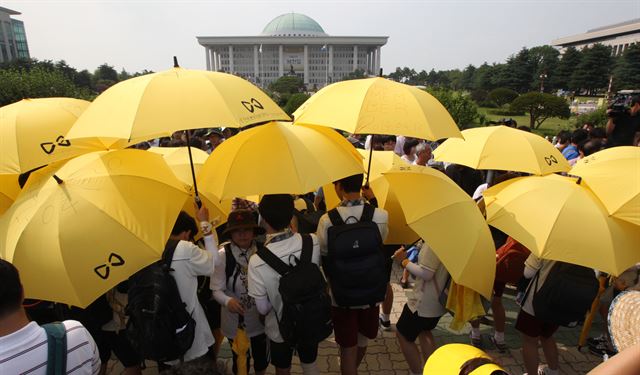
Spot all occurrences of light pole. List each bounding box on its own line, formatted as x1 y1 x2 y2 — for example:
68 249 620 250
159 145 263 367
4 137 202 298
539 72 547 93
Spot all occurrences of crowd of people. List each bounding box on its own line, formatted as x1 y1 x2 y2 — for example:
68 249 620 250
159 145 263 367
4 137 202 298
0 96 639 375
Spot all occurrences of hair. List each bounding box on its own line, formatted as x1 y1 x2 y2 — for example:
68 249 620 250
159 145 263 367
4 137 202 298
415 142 431 155
556 130 571 144
259 194 294 231
571 129 589 145
188 137 204 149
516 125 531 133
169 139 187 147
589 127 606 139
0 259 24 318
580 139 604 157
631 94 640 106
335 173 364 194
403 139 420 155
171 211 198 236
382 135 397 144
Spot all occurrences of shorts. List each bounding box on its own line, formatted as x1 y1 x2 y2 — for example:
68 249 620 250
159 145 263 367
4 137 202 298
95 330 140 368
515 310 559 339
331 305 379 348
269 339 318 369
383 245 398 281
229 333 268 373
493 281 506 298
203 298 221 330
395 304 441 342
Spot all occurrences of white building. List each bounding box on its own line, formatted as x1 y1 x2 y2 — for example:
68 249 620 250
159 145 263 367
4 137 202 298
197 13 388 88
552 18 639 56
0 6 30 63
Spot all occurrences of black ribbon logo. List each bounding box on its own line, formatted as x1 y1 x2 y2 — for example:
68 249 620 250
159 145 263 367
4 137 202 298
544 155 558 166
94 253 125 280
40 136 71 155
241 98 264 113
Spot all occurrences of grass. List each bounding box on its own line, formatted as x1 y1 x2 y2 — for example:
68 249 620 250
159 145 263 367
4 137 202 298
477 107 574 138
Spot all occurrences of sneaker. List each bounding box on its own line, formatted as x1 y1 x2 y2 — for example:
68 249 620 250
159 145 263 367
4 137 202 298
489 335 507 353
379 316 391 331
587 334 606 347
469 333 482 349
589 341 616 357
537 366 559 375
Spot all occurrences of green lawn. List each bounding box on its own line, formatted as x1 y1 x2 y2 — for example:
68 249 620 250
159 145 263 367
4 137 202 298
477 107 574 138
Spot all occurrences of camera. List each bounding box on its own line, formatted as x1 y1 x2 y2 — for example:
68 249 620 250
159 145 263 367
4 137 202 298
607 90 640 117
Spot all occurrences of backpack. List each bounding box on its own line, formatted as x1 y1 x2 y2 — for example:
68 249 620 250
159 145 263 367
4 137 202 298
293 198 325 234
43 322 67 375
530 262 599 327
126 239 196 362
325 204 387 307
256 234 333 346
495 237 531 284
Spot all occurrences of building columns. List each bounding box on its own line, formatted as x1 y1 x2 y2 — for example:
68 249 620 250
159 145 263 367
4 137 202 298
328 45 334 84
304 45 309 84
254 45 259 83
375 46 381 74
279 45 284 77
353 45 358 71
228 45 234 73
205 47 211 71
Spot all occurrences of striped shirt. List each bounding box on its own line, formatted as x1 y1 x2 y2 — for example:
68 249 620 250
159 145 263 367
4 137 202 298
0 320 100 375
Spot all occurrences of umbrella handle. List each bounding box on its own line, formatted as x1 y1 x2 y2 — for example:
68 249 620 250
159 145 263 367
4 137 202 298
184 130 202 208
365 145 373 186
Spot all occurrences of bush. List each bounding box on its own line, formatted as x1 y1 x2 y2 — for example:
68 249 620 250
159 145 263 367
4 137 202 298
470 89 489 103
489 88 519 107
283 93 310 115
571 107 608 128
478 101 498 108
425 88 480 129
487 108 525 116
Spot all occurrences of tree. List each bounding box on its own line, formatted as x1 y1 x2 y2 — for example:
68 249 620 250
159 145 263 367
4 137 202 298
553 46 581 91
283 93 310 115
342 68 366 81
74 69 93 90
495 47 535 93
0 67 88 106
268 75 304 96
425 88 479 129
94 63 118 82
118 68 132 81
613 44 640 90
570 44 612 94
510 92 570 129
474 63 500 91
529 45 560 92
460 64 477 90
489 88 519 107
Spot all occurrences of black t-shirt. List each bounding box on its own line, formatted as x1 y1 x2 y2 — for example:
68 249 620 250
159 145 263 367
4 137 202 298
608 112 640 147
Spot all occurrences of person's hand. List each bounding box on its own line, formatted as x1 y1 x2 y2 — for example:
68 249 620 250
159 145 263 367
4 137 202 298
361 185 375 201
195 201 209 222
227 298 245 315
392 246 407 263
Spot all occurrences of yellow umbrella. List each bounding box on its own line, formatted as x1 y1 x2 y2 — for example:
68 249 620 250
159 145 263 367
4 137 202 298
323 150 419 245
293 77 462 140
198 122 364 200
484 174 640 276
66 67 291 149
433 125 570 175
423 344 506 375
0 98 105 174
231 326 250 375
0 149 190 307
570 146 640 225
383 165 496 298
148 146 227 228
0 174 21 215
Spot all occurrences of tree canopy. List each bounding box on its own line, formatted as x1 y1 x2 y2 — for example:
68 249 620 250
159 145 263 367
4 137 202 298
510 92 570 129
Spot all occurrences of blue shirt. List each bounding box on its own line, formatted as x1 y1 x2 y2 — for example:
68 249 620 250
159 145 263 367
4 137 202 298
562 144 579 160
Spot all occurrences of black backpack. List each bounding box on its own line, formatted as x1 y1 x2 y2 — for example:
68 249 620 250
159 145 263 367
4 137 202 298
126 239 196 362
256 234 333 346
293 198 325 234
325 204 387 307
530 262 599 327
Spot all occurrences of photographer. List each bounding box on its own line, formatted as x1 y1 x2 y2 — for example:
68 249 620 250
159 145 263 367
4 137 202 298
606 94 640 148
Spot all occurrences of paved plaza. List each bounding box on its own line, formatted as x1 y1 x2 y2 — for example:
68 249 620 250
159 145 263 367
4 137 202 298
108 264 605 375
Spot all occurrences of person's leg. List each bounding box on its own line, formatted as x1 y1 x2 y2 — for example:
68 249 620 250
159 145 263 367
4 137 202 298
356 334 368 367
540 335 559 372
250 334 269 375
521 333 540 375
340 345 359 375
111 331 142 375
380 283 393 327
297 342 320 375
417 330 437 362
469 319 482 347
270 340 293 375
396 331 423 374
395 304 424 374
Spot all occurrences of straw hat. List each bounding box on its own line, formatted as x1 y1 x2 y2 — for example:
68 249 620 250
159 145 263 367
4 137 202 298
608 290 640 352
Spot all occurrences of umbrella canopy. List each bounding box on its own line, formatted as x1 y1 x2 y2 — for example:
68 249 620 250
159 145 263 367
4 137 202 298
0 98 105 174
231 327 251 375
484 174 640 276
66 67 290 149
148 146 228 227
0 149 190 307
0 174 20 215
198 122 364 200
433 125 570 175
570 146 640 225
293 77 462 140
383 165 496 298
323 150 419 245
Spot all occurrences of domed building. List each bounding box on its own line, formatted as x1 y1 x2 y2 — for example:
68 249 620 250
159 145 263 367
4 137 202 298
197 13 388 88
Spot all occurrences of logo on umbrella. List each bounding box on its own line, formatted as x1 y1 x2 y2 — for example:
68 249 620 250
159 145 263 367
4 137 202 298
241 98 264 113
544 155 558 166
40 136 71 154
94 253 125 280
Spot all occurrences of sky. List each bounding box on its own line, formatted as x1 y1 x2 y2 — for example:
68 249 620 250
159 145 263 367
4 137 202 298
3 0 639 74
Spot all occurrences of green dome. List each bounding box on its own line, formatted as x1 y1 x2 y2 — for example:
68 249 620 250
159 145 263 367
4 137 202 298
261 13 327 36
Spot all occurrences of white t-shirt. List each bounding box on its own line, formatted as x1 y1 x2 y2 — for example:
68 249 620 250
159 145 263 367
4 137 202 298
0 320 100 375
406 245 449 318
247 233 321 343
170 236 217 361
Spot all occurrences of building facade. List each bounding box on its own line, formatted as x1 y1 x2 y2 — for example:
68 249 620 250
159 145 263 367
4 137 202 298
0 6 29 63
197 13 388 88
552 18 639 56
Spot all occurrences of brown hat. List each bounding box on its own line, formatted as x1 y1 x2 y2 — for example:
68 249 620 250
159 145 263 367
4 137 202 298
608 290 640 352
222 209 265 235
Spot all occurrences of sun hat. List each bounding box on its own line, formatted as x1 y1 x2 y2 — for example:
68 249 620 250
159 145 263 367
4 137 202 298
222 209 265 236
608 290 640 352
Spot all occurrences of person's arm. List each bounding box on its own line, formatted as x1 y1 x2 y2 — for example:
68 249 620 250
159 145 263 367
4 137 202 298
523 253 543 279
588 343 640 375
606 117 615 137
254 296 273 315
392 246 436 281
248 258 270 314
210 249 232 306
315 214 330 257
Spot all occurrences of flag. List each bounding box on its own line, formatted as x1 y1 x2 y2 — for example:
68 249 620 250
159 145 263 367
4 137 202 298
321 44 327 51
259 44 263 53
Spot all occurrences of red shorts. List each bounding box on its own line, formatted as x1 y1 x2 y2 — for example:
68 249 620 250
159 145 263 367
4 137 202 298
515 310 559 338
331 306 379 348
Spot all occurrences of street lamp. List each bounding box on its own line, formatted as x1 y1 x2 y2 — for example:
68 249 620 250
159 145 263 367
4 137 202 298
539 72 547 93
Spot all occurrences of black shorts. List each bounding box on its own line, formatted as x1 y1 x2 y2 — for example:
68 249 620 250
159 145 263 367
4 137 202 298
269 340 318 369
515 310 559 339
202 298 221 330
229 333 268 373
395 304 441 342
383 244 399 281
95 330 140 368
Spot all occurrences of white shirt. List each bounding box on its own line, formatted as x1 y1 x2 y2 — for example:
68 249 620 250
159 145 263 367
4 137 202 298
521 254 557 316
170 236 217 362
0 320 100 375
211 242 265 339
406 245 449 318
472 183 489 201
247 233 321 343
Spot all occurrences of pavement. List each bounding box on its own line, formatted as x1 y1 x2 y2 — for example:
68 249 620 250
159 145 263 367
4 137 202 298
107 263 605 374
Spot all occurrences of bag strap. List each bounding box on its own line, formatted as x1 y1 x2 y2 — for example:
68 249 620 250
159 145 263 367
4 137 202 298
162 239 180 268
257 244 291 276
360 204 375 222
43 322 67 375
300 234 313 264
327 208 345 226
